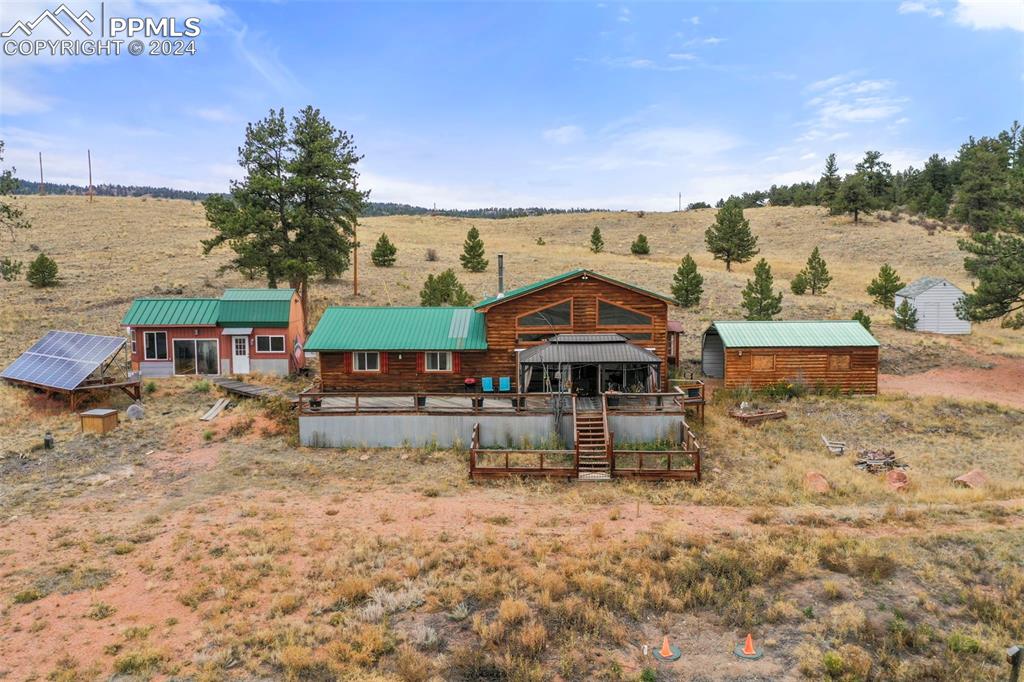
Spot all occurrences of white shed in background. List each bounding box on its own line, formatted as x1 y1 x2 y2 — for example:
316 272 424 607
894 277 971 335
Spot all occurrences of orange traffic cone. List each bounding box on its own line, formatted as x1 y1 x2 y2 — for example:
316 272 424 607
734 632 763 660
653 635 681 661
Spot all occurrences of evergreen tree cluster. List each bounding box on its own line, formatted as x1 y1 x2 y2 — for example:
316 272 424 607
420 269 473 306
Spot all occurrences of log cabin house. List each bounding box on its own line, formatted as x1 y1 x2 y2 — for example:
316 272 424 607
121 289 305 377
700 320 880 394
306 268 681 395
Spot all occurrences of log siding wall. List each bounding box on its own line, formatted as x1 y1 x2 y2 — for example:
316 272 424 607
723 346 879 394
318 274 671 392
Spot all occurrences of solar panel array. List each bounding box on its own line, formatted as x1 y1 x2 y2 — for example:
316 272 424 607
0 331 126 391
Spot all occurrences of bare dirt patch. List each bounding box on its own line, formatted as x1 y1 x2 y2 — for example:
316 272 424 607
881 348 1024 410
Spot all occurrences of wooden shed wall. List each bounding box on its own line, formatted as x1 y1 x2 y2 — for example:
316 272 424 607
319 351 492 392
723 346 878 394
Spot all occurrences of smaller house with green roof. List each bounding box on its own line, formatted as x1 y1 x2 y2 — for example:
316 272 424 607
121 289 305 377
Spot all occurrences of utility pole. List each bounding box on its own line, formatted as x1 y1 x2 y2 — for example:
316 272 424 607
678 192 681 211
87 149 95 202
38 153 45 195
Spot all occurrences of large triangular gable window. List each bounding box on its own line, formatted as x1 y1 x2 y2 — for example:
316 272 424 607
598 300 651 326
518 300 572 327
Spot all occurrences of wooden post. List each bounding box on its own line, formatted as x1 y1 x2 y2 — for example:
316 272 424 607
1008 645 1022 682
38 153 44 195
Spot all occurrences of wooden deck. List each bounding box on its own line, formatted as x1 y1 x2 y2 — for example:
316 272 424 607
468 395 702 482
212 377 297 402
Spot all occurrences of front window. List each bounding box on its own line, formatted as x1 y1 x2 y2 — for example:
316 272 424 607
518 300 572 327
598 300 651 326
425 351 452 372
354 351 380 372
144 331 167 360
256 336 285 353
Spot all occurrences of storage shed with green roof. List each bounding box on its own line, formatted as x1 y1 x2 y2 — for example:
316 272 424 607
121 288 305 378
701 320 880 394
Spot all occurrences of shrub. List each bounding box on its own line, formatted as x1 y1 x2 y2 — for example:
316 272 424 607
420 268 473 306
946 631 981 654
371 233 397 267
13 588 44 604
143 380 157 395
191 379 211 393
88 602 116 620
790 271 808 295
852 309 871 331
0 256 22 281
630 233 650 255
26 253 58 287
425 248 438 262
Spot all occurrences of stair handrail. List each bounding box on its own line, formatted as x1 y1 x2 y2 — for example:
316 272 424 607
602 393 613 469
572 395 580 473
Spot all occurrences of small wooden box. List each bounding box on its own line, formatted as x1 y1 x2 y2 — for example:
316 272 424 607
80 408 118 434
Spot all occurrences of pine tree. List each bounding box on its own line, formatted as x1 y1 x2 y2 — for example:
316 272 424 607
867 264 904 308
671 254 703 308
704 201 759 271
956 231 1024 328
26 253 58 288
0 256 22 282
820 153 841 209
590 226 604 253
803 246 832 295
852 309 872 331
630 234 650 255
925 192 948 219
834 174 871 223
460 226 488 272
370 233 397 267
893 299 918 330
0 141 30 243
855 150 893 205
420 269 474 306
202 107 366 331
741 259 783 320
790 271 808 295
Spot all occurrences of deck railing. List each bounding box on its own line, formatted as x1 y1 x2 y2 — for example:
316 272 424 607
298 391 570 415
469 419 701 482
601 392 686 414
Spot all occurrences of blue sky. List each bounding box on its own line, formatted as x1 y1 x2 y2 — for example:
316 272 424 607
1 0 1021 209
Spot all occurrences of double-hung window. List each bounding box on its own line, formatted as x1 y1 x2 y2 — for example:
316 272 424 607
425 351 452 372
144 331 168 360
354 351 380 372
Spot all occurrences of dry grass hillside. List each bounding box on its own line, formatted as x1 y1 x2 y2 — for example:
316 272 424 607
0 196 1022 681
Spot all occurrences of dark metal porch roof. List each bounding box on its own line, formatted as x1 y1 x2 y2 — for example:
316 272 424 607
519 334 661 365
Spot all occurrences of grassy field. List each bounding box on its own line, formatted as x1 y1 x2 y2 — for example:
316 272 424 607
0 196 1022 680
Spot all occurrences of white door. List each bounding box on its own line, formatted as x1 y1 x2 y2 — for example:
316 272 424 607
232 336 250 374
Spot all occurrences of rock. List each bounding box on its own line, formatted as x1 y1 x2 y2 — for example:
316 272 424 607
953 469 988 489
126 403 145 420
886 470 910 492
359 454 369 461
803 471 831 494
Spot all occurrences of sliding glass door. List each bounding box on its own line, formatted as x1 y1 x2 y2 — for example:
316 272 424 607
173 339 219 375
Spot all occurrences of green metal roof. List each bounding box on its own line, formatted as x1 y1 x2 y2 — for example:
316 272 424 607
707 320 879 348
218 288 295 327
475 269 676 308
305 307 488 351
221 288 296 301
121 299 220 326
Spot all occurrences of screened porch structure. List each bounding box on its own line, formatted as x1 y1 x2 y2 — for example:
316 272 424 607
517 334 662 396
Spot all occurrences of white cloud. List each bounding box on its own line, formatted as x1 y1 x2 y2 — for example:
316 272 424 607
898 0 944 17
799 74 908 141
954 0 1024 31
617 7 631 23
668 52 697 60
542 125 584 145
0 79 53 114
191 107 237 123
690 15 700 25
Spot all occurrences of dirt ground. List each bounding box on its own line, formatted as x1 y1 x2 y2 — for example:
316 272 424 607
880 341 1024 410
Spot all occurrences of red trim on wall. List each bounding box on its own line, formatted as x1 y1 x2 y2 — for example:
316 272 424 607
380 352 389 374
453 352 461 373
416 352 424 373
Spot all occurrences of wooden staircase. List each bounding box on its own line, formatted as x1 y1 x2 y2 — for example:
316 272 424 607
574 397 611 481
